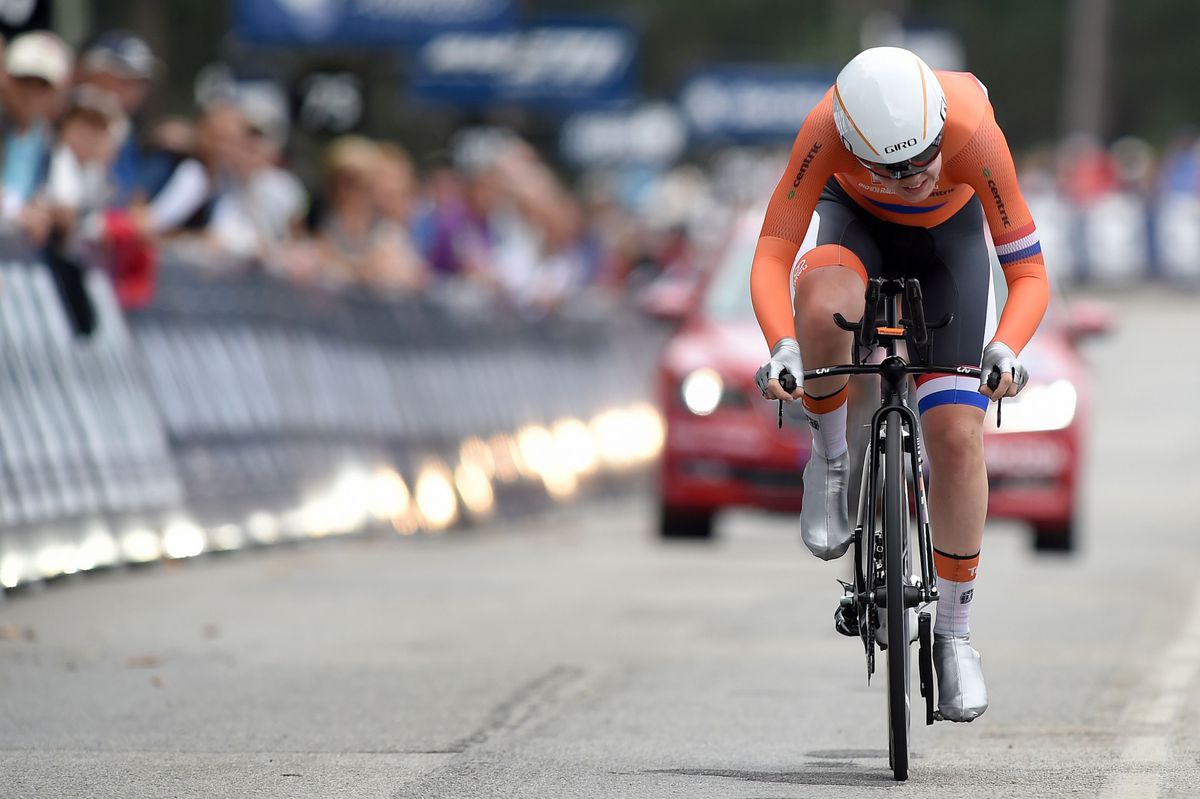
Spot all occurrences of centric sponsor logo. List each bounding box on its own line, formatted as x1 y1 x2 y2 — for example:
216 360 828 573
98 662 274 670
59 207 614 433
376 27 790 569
982 167 1011 228
787 142 823 199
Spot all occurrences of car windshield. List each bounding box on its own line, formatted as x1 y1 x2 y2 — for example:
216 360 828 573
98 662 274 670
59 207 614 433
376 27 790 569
703 236 758 322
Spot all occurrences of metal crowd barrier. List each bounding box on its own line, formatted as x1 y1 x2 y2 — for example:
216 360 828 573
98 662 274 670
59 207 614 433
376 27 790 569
0 241 666 591
1033 191 1200 284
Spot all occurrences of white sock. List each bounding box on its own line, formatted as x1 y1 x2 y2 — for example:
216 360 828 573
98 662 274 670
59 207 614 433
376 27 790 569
933 549 979 638
801 385 848 459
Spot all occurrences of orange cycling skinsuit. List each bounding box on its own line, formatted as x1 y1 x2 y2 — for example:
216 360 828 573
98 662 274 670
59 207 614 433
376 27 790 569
750 70 1049 380
750 50 1046 725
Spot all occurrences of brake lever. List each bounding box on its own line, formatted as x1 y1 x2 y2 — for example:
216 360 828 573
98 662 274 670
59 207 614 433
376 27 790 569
778 371 798 429
987 367 1002 428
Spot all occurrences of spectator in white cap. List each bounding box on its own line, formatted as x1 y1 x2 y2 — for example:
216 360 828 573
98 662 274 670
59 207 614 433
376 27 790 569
207 82 310 270
0 30 72 232
76 30 156 206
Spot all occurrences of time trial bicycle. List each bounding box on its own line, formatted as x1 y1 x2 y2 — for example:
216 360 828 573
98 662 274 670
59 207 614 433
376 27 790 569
778 276 1003 781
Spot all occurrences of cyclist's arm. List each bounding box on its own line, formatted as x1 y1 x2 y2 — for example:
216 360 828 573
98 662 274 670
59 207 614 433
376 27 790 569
750 100 841 349
953 113 1049 355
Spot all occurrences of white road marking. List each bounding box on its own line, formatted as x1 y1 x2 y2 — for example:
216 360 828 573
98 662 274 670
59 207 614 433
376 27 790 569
1103 584 1200 794
1099 772 1161 799
1119 734 1167 764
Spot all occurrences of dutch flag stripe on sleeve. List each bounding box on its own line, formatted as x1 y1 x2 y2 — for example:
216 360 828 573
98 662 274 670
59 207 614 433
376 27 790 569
993 222 1041 266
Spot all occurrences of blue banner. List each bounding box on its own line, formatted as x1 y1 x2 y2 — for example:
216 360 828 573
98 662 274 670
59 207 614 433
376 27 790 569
560 103 686 168
235 0 515 45
679 66 834 143
411 18 636 109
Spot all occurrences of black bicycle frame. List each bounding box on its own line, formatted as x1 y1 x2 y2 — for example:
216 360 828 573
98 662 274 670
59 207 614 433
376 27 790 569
792 277 984 664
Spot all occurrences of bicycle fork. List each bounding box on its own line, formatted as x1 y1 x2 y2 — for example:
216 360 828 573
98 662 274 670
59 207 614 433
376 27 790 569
841 404 940 724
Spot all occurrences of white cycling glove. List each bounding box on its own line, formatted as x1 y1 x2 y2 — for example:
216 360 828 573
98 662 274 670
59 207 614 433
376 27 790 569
980 341 1028 396
755 337 803 398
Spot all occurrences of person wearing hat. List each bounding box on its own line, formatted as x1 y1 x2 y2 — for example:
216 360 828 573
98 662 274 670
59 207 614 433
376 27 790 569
212 84 310 266
75 30 156 206
0 30 72 226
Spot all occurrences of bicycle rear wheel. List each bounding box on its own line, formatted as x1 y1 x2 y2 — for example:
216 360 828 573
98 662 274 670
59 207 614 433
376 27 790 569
883 413 911 781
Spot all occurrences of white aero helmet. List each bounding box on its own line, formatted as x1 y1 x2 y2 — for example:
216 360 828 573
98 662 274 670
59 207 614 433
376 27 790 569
832 47 947 179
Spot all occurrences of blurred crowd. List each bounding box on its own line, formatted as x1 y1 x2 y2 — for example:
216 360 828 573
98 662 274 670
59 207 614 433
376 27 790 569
1017 131 1200 204
0 26 716 318
3 26 1198 320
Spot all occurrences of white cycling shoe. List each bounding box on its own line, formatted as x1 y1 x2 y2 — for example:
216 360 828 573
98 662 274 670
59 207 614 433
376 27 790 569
800 450 851 560
933 633 989 722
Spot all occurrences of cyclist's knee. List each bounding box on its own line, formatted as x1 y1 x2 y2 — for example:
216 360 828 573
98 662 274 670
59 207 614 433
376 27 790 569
793 253 865 345
922 407 985 470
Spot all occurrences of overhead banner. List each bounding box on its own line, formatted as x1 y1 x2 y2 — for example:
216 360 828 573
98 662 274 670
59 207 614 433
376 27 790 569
235 0 515 45
679 66 833 143
560 103 687 168
412 18 637 109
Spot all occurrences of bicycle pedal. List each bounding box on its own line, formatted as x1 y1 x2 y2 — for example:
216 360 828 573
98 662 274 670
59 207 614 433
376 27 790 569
918 611 935 726
834 602 860 637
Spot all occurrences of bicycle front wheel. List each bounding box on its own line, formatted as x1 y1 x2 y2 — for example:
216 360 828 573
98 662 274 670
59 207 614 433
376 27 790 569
883 412 911 781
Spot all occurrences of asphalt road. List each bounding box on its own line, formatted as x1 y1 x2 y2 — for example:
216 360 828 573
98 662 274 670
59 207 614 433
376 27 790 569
2 289 1199 799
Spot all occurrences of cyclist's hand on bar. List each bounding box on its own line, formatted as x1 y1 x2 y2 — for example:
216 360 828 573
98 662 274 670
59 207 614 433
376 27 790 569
756 337 804 402
979 341 1028 399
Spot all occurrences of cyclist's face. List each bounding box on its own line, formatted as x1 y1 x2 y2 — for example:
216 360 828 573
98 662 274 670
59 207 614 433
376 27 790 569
874 154 942 202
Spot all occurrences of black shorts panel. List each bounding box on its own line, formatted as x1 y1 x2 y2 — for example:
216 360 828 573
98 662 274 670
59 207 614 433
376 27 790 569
806 178 993 369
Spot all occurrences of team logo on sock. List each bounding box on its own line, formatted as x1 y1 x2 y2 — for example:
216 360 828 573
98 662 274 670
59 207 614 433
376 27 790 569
960 589 974 604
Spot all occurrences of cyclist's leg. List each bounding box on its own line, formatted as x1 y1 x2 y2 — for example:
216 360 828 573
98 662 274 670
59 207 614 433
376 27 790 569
792 184 882 560
911 198 994 721
793 182 882 441
911 197 994 565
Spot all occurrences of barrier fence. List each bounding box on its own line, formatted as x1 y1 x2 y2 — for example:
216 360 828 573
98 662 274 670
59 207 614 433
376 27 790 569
2 190 1196 592
1033 191 1200 284
0 240 666 591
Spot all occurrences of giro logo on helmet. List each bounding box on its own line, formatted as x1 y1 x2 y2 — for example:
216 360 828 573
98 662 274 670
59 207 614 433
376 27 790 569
885 138 918 155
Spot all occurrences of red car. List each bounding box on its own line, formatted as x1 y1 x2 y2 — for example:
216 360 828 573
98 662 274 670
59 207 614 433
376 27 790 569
654 211 1110 551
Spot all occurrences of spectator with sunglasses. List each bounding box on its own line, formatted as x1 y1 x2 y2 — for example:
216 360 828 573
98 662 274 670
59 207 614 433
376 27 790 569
751 48 1049 725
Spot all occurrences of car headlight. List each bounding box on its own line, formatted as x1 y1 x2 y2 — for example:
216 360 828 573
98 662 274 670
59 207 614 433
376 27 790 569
986 379 1078 433
680 368 724 416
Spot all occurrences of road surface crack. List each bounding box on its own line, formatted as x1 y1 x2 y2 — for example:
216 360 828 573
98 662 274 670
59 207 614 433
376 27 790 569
448 664 583 753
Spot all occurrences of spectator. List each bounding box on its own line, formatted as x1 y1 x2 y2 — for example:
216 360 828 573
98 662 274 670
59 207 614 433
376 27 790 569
369 142 430 293
1156 127 1200 196
0 30 72 239
1057 134 1120 207
421 149 510 295
41 85 126 238
206 85 308 269
133 100 248 241
302 135 428 295
486 139 588 313
75 30 156 206
137 115 195 199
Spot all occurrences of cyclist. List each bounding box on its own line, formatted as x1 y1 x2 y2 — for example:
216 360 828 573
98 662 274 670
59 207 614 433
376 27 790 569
751 47 1047 722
